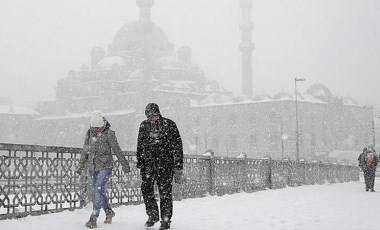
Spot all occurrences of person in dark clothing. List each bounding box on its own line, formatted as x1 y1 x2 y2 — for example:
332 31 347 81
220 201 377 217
136 103 183 230
358 147 367 171
76 110 131 228
358 145 378 192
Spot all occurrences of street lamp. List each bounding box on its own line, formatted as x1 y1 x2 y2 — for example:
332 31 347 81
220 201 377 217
295 77 305 161
281 133 288 159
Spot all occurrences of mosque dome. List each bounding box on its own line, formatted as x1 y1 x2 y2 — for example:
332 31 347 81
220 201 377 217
108 21 174 60
343 96 359 106
305 83 333 102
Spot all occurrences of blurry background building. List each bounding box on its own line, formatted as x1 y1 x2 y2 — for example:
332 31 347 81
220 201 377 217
0 0 375 164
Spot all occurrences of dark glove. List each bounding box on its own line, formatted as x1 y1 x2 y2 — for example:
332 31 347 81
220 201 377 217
173 169 183 184
122 165 131 174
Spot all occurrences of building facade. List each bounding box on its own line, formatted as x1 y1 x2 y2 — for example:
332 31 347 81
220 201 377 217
0 0 374 164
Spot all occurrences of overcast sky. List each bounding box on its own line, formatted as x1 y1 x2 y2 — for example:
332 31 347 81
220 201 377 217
1 0 379 109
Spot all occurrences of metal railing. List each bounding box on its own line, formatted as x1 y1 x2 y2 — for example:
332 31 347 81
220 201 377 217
0 143 359 220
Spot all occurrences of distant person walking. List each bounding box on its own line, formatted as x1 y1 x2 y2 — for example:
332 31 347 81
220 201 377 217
136 103 183 230
76 110 130 228
358 145 378 192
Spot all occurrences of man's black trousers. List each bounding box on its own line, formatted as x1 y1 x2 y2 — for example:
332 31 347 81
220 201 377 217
141 166 174 221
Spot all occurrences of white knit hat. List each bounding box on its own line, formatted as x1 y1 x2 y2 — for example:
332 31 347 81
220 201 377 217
90 110 105 127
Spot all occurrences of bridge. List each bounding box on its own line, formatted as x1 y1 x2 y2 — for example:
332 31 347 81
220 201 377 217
1 143 369 229
2 177 378 230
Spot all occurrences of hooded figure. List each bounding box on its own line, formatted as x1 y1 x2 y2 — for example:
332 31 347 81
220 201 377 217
137 103 183 230
76 110 130 228
358 145 378 192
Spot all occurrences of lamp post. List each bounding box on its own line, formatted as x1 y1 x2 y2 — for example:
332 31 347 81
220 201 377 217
281 133 288 159
294 77 305 161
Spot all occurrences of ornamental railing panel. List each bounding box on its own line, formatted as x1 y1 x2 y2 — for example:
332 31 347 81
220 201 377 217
0 143 359 220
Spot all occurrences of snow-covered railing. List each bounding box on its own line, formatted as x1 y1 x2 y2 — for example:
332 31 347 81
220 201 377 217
0 143 359 220
196 157 359 196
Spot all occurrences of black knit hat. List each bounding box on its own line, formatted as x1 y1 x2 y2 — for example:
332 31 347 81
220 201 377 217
145 103 160 116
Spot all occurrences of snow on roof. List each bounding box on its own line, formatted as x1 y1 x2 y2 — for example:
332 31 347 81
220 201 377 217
343 97 359 106
193 96 254 108
299 94 327 104
252 93 272 101
161 80 194 90
192 91 329 108
272 92 293 100
152 89 206 96
36 109 136 121
0 105 37 115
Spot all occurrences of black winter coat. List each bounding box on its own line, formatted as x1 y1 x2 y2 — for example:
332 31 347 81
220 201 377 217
136 115 183 171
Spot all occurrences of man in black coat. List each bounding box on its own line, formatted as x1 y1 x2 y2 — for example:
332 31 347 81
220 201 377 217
137 103 183 230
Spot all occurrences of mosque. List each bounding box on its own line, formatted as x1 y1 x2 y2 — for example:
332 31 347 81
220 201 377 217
0 0 374 163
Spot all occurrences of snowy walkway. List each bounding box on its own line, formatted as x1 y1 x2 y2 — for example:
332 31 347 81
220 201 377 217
3 178 380 230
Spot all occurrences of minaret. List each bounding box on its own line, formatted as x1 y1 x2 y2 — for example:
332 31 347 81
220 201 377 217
239 0 254 98
136 0 154 86
136 0 154 24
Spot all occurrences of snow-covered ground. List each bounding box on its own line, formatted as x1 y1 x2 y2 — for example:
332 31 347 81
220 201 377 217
3 177 379 230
